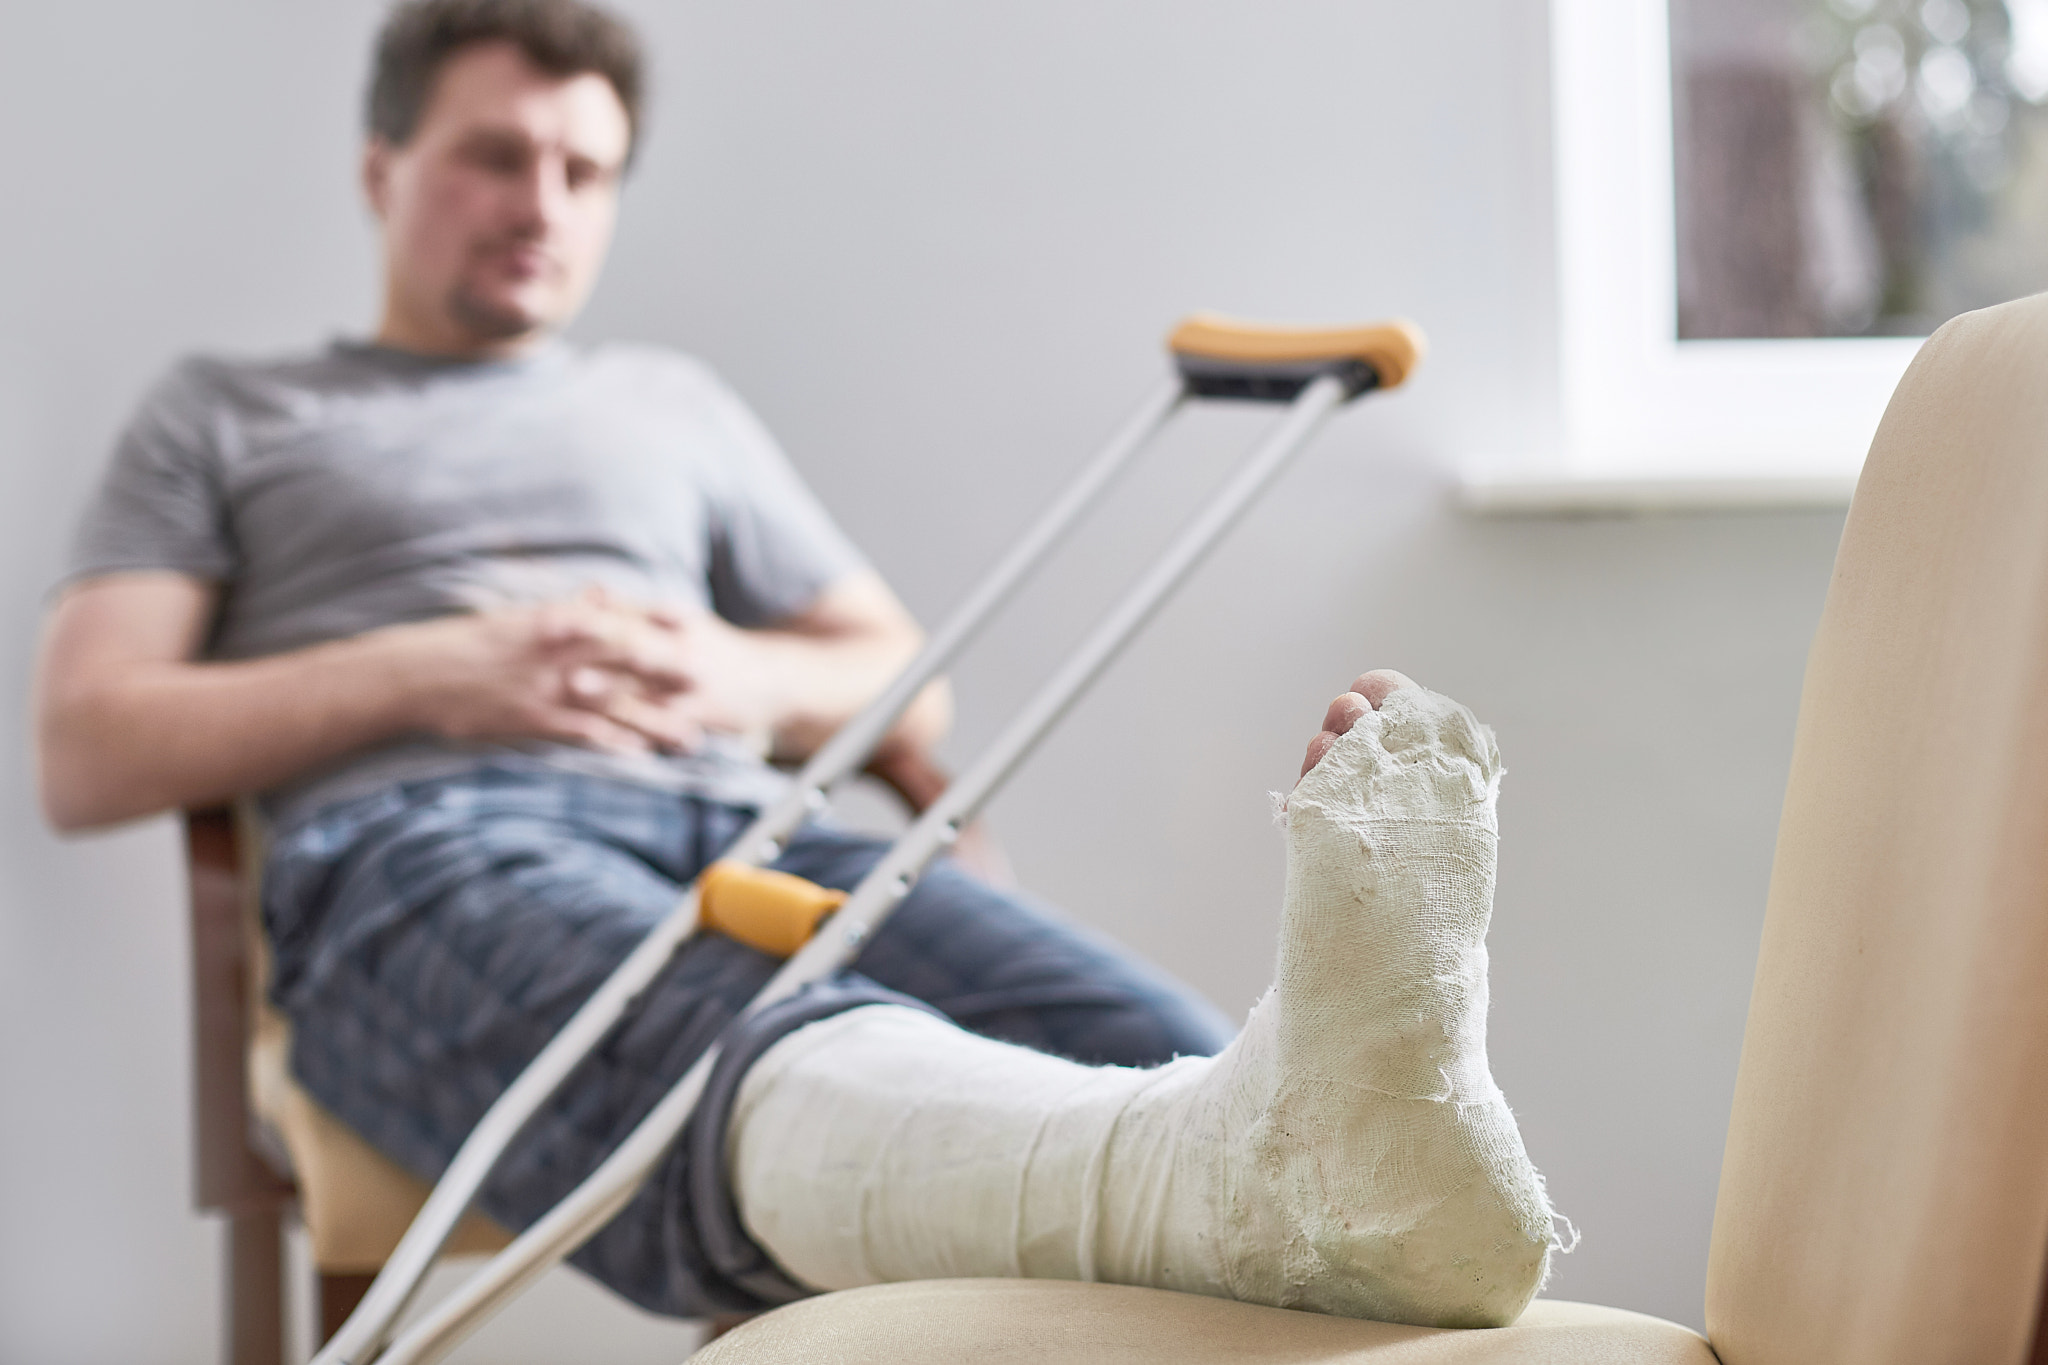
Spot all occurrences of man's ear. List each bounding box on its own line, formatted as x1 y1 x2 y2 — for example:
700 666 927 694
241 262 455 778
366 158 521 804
362 137 394 218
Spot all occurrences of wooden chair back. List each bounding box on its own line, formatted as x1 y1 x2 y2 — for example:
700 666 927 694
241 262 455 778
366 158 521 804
187 807 295 1365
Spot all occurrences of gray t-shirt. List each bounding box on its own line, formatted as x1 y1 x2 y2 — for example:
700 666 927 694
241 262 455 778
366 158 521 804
66 339 868 824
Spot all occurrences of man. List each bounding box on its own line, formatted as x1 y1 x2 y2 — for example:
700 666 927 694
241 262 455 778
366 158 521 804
36 0 1556 1329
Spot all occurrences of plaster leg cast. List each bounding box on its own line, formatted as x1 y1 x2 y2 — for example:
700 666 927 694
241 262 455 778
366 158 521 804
728 674 1557 1327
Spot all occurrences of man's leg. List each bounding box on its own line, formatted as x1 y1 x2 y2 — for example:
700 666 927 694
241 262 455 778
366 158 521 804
725 674 1558 1329
770 829 1235 1067
260 764 1224 1318
263 768 788 1317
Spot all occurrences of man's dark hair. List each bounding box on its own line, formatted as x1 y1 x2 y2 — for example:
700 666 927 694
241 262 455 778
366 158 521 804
367 0 645 158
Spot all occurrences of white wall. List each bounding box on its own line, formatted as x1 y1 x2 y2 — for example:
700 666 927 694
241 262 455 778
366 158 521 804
0 3 1843 1361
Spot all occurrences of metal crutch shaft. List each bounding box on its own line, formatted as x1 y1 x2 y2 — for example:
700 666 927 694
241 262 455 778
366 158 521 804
372 373 1351 1365
772 374 1351 993
314 379 1183 1365
717 375 1187 868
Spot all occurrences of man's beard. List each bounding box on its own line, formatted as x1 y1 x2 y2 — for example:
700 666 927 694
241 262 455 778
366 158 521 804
447 279 549 343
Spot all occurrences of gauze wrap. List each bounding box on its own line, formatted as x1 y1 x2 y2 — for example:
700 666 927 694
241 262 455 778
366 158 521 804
727 686 1557 1327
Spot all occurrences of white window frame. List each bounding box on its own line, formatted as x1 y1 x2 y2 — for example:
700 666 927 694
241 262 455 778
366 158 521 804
1469 0 1924 510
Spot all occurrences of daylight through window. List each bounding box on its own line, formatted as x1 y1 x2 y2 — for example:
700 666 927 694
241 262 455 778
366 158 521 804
1672 0 2048 338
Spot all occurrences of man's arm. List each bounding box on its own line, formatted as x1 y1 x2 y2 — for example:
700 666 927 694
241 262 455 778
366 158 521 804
635 569 952 772
34 572 703 832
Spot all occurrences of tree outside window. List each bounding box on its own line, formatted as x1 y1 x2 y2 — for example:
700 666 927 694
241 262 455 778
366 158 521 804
1673 0 2048 338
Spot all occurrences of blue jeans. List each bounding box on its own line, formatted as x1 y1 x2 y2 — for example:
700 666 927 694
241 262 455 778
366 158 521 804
261 764 1233 1316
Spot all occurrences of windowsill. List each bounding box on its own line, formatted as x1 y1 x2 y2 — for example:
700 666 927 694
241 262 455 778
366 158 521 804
1540 0 1918 523
1459 467 1857 515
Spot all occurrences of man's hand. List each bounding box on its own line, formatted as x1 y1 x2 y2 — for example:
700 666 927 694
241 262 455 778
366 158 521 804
394 589 797 756
579 598 787 751
35 570 949 831
389 596 706 755
593 576 952 767
532 585 939 764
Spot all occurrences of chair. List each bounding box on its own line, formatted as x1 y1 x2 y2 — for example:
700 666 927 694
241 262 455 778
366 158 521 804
688 293 2048 1361
186 805 516 1365
186 752 984 1363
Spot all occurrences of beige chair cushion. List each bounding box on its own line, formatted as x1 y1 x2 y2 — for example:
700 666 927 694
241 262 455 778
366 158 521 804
689 1282 1714 1364
1706 294 2048 1363
246 1013 512 1272
236 808 513 1273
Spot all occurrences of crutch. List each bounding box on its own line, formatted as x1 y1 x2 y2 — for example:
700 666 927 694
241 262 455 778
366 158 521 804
317 313 1423 1365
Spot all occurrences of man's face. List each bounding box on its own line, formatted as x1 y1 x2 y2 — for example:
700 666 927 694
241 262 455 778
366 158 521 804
364 41 631 353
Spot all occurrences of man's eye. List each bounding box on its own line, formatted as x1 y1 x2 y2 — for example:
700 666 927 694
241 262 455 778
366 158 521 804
463 143 527 175
565 159 610 191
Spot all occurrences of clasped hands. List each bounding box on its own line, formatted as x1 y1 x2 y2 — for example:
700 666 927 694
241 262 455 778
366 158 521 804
398 586 778 756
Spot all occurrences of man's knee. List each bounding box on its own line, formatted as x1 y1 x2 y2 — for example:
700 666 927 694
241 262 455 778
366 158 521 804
948 980 1233 1067
768 839 1235 1066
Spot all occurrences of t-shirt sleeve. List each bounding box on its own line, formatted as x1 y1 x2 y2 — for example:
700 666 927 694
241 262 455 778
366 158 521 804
689 365 871 627
63 358 237 587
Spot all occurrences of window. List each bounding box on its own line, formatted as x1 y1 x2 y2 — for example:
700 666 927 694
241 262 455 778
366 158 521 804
1469 0 2048 508
1675 0 2048 340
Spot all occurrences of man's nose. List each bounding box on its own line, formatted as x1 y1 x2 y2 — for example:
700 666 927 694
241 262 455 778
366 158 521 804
507 155 572 234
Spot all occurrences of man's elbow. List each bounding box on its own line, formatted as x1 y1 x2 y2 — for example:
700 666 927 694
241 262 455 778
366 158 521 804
850 675 951 776
38 748 111 833
898 676 953 752
36 717 136 833
40 769 105 834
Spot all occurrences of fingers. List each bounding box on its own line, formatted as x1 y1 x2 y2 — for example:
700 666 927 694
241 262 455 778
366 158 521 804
537 696 704 756
640 600 686 630
537 606 691 693
608 694 704 754
532 706 658 756
562 665 609 705
525 596 759 752
560 666 702 753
